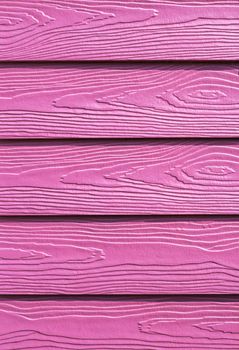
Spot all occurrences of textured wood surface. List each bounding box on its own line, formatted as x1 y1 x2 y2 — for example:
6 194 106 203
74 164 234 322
0 218 239 294
1 1 239 61
2 64 239 138
0 298 239 349
1 140 239 215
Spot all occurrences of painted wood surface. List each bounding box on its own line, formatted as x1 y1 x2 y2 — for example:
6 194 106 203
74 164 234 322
1 1 239 61
1 140 239 215
0 218 239 294
0 298 239 349
2 64 239 138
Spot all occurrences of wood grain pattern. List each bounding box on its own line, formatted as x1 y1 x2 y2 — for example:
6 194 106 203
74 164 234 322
0 298 239 349
2 64 239 138
0 218 239 294
1 1 239 61
1 140 239 215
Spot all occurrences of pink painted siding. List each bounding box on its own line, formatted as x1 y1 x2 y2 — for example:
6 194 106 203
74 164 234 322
0 1 238 344
0 299 238 349
0 140 238 214
1 1 239 60
0 218 238 294
1 64 239 138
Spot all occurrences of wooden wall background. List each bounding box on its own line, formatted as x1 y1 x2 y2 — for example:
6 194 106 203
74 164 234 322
0 1 239 348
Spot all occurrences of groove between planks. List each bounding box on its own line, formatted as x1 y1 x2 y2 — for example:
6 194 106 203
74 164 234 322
0 140 239 214
1 1 239 61
1 64 239 138
0 217 238 294
0 298 238 349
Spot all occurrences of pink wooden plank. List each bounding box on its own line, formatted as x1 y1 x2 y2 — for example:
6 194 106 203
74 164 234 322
0 140 239 215
0 298 239 349
1 1 239 61
1 64 239 138
0 218 238 294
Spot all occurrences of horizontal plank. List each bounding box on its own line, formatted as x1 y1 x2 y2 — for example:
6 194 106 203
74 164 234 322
0 218 239 294
1 298 239 349
1 140 239 215
2 64 239 138
1 1 239 61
